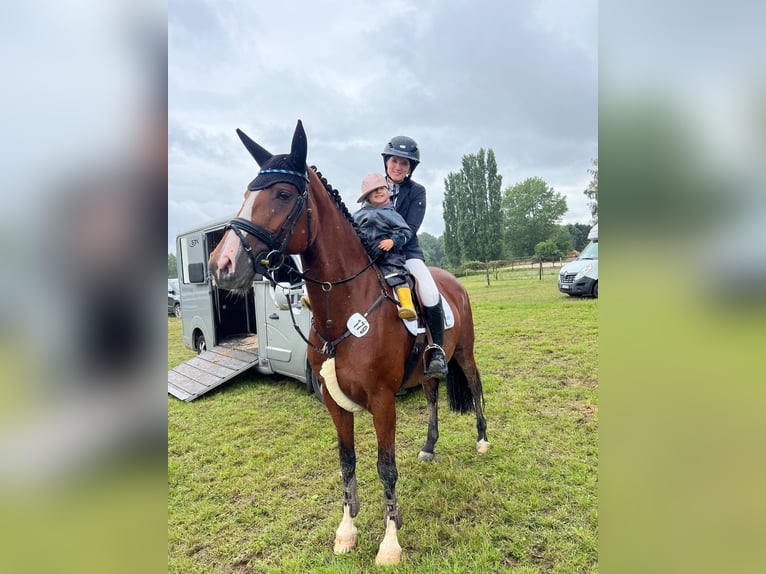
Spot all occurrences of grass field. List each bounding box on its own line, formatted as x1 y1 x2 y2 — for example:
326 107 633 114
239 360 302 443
168 269 598 573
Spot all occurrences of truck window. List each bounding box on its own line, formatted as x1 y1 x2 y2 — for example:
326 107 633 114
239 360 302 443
579 241 598 260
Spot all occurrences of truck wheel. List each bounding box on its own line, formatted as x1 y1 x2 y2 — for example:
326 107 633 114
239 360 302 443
194 332 207 354
173 302 182 318
592 281 598 298
306 360 324 404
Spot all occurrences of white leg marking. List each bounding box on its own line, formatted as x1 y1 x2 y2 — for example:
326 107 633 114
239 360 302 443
375 517 402 565
477 439 491 454
333 505 358 554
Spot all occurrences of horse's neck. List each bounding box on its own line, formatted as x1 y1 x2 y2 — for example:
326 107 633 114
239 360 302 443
301 186 379 336
303 179 370 283
303 214 371 284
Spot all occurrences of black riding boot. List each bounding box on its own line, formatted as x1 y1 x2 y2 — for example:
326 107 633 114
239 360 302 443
423 302 448 376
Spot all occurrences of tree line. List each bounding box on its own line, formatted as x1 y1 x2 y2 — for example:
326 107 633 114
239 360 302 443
168 153 598 280
426 149 597 282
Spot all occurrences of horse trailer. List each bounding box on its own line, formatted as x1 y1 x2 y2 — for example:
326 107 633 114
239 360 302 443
168 217 317 401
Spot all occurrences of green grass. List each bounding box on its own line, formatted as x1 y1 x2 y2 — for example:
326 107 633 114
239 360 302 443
168 269 597 573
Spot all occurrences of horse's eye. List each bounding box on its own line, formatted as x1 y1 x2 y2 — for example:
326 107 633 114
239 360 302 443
276 190 292 201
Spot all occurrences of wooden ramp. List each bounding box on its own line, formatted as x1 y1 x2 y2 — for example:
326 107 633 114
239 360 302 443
168 335 260 401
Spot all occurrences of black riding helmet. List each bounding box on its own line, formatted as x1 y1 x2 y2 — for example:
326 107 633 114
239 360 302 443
381 135 420 177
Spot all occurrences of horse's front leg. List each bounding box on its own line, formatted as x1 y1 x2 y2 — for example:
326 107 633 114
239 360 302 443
372 400 402 565
418 378 440 462
330 408 359 554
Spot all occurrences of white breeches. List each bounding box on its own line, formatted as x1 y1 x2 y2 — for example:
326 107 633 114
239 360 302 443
405 258 439 307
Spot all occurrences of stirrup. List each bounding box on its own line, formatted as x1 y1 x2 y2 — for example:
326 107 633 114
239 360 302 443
423 344 448 376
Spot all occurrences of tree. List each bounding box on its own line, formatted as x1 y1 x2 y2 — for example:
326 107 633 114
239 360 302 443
584 158 598 222
442 148 504 284
442 172 462 268
168 253 178 278
550 226 574 256
502 176 567 258
566 223 592 252
418 232 446 268
534 239 561 261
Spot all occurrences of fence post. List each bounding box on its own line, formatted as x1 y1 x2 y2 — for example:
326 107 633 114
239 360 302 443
539 260 542 280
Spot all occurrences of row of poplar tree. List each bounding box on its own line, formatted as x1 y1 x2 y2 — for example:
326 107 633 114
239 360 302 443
441 149 597 269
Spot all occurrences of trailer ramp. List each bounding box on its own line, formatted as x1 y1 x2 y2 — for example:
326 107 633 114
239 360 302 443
168 335 259 401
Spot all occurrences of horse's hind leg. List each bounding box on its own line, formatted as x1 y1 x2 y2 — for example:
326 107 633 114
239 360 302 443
418 378 439 462
371 398 403 565
329 408 359 554
472 368 490 454
454 349 490 454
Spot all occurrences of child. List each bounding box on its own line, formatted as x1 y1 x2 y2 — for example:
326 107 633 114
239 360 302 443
353 173 417 320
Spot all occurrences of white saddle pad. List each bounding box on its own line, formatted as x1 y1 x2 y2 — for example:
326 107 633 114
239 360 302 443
401 295 454 337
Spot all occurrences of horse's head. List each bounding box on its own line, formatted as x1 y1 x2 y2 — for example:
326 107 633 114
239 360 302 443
209 120 311 292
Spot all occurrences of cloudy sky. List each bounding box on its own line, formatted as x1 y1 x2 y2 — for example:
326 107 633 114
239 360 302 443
168 0 597 254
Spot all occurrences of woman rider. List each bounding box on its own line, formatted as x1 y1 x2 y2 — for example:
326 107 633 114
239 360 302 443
381 136 447 376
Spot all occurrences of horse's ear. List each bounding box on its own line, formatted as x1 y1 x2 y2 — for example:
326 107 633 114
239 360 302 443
290 120 307 170
236 128 273 167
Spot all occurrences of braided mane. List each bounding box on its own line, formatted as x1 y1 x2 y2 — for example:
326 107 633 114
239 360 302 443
310 165 363 238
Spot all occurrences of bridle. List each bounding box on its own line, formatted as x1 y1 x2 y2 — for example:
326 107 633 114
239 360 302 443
223 169 397 358
225 170 377 289
225 174 310 276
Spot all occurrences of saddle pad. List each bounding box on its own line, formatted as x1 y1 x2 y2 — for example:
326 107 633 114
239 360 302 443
402 295 454 337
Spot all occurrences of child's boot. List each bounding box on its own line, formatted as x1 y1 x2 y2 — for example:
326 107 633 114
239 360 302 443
395 286 417 321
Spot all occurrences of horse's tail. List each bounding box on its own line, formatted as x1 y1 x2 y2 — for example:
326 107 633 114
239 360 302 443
445 357 483 414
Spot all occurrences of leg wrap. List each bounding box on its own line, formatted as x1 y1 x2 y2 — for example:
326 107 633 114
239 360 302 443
384 496 402 529
343 476 360 517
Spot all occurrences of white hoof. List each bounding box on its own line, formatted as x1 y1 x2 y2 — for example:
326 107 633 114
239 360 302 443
418 450 434 462
333 532 357 554
477 439 490 454
375 519 402 565
333 506 358 554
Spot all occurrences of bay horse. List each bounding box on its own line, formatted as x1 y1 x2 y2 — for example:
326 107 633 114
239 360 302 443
208 120 489 565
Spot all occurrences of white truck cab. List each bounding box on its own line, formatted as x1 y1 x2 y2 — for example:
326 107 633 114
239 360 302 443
169 218 317 401
558 224 598 298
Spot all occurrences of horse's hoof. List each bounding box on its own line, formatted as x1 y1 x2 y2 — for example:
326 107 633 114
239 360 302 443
477 439 490 454
418 450 435 462
376 515 402 565
375 548 402 566
334 507 358 554
333 533 357 554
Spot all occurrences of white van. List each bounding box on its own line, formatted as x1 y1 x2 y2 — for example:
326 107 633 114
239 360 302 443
558 224 598 298
169 217 317 401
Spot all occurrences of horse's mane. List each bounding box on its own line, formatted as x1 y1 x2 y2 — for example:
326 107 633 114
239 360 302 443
310 165 364 239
